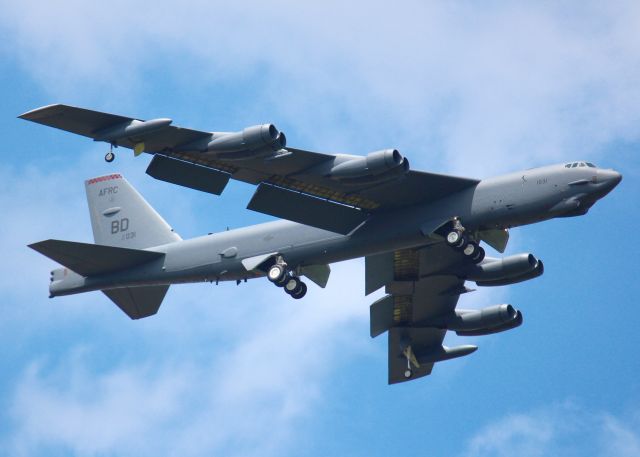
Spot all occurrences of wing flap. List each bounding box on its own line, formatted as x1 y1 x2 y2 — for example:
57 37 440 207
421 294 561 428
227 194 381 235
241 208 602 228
358 170 479 211
29 239 164 276
146 154 230 195
365 252 395 295
247 183 369 234
370 295 395 338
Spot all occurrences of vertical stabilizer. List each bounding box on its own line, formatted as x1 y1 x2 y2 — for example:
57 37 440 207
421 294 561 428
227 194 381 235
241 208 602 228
85 174 181 249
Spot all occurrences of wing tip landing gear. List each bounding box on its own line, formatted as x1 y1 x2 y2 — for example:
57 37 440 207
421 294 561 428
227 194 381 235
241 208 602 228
105 143 116 163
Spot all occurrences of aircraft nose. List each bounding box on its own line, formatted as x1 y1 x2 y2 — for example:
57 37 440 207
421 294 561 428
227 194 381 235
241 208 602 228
598 169 622 190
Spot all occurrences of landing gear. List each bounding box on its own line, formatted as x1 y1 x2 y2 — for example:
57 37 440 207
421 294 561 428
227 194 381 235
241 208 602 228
445 219 466 249
462 241 485 263
284 277 307 299
444 219 485 264
472 246 485 263
446 229 466 248
105 143 116 163
462 241 477 257
267 258 307 299
267 263 287 286
404 353 413 378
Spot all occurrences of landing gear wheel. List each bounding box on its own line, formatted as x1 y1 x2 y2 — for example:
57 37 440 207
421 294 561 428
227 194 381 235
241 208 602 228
290 282 307 299
105 151 115 163
404 369 412 379
284 276 301 295
267 264 287 284
471 246 485 264
454 234 468 250
446 230 462 246
463 242 477 257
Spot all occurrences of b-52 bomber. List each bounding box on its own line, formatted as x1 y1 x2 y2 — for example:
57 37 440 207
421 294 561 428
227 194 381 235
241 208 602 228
20 104 622 384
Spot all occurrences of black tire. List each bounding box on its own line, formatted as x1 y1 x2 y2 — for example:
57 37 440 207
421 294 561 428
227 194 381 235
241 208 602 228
105 151 115 163
291 282 307 299
284 276 300 294
472 246 485 264
275 274 290 287
462 242 477 257
454 234 468 250
446 230 462 246
268 264 286 284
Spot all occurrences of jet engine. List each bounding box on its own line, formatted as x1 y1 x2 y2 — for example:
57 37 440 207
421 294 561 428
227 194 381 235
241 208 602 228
466 253 544 286
455 310 523 336
448 304 517 331
181 124 286 160
328 149 409 184
423 304 523 336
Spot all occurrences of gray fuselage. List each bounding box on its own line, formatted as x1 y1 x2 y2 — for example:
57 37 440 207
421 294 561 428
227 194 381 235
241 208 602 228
51 162 621 297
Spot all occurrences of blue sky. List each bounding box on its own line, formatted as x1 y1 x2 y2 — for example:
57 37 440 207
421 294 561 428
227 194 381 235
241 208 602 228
0 1 638 456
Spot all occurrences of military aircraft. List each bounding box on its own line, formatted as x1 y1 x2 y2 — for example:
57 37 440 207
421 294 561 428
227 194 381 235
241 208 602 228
20 104 622 384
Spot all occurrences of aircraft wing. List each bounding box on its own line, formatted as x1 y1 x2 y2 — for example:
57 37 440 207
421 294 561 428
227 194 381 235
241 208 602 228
19 104 479 234
18 104 212 153
367 243 477 384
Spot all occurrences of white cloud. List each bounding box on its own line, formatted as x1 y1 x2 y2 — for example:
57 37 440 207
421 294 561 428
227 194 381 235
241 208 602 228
461 402 640 457
4 259 372 457
600 413 640 457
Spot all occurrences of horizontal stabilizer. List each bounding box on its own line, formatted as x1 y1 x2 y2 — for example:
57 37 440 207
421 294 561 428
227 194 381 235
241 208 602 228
247 183 369 234
146 154 230 195
29 239 164 276
103 285 169 319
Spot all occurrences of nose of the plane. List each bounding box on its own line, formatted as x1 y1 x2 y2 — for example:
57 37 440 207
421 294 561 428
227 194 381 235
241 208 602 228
598 169 623 190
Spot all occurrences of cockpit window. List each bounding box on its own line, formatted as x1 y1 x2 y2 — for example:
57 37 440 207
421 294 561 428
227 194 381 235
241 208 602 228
565 161 596 168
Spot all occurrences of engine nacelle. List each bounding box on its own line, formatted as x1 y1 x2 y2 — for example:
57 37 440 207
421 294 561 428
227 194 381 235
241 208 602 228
466 253 543 286
476 261 544 287
447 304 517 332
456 310 523 336
328 149 409 184
190 124 286 160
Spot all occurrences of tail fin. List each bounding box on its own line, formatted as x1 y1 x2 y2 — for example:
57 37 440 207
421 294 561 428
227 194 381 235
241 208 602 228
85 173 181 249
